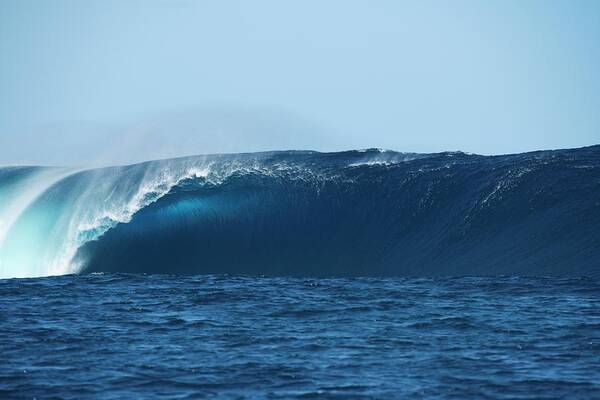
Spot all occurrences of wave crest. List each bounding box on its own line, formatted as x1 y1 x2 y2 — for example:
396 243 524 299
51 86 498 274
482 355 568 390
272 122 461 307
1 147 599 278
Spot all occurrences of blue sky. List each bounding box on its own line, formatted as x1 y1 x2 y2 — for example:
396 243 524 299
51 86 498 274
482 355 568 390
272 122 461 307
1 0 599 165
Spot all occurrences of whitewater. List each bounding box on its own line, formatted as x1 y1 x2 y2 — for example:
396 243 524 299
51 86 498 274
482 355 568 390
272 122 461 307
0 146 599 279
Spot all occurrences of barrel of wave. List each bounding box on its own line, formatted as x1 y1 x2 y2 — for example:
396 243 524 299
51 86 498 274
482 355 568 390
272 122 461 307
0 160 215 279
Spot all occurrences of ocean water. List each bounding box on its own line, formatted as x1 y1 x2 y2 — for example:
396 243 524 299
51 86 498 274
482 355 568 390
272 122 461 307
1 147 599 397
2 274 599 399
1 146 599 279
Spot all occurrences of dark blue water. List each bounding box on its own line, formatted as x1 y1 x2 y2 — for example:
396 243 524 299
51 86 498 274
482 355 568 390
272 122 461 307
2 274 599 399
2 146 599 279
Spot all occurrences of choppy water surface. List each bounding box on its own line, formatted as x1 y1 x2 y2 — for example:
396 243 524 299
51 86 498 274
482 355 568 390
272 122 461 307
1 274 599 399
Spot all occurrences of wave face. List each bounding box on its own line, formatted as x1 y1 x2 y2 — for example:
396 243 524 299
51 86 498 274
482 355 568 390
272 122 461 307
1 146 599 278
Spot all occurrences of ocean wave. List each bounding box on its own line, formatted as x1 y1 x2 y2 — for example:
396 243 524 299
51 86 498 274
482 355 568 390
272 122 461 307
1 146 599 279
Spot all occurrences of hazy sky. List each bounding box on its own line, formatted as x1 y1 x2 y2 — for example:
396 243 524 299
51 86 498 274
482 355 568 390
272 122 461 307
1 0 599 165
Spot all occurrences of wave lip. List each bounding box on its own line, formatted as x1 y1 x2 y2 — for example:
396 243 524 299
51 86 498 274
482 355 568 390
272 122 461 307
1 146 599 279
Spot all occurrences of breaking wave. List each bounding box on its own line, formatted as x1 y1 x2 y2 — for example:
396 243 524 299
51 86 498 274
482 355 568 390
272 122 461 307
1 146 599 279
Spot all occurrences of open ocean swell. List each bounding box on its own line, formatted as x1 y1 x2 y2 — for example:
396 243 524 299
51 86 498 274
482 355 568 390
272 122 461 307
1 274 599 399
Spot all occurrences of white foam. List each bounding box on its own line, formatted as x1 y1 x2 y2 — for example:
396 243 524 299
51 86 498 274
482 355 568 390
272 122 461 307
1 158 334 278
48 163 216 276
0 168 80 278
